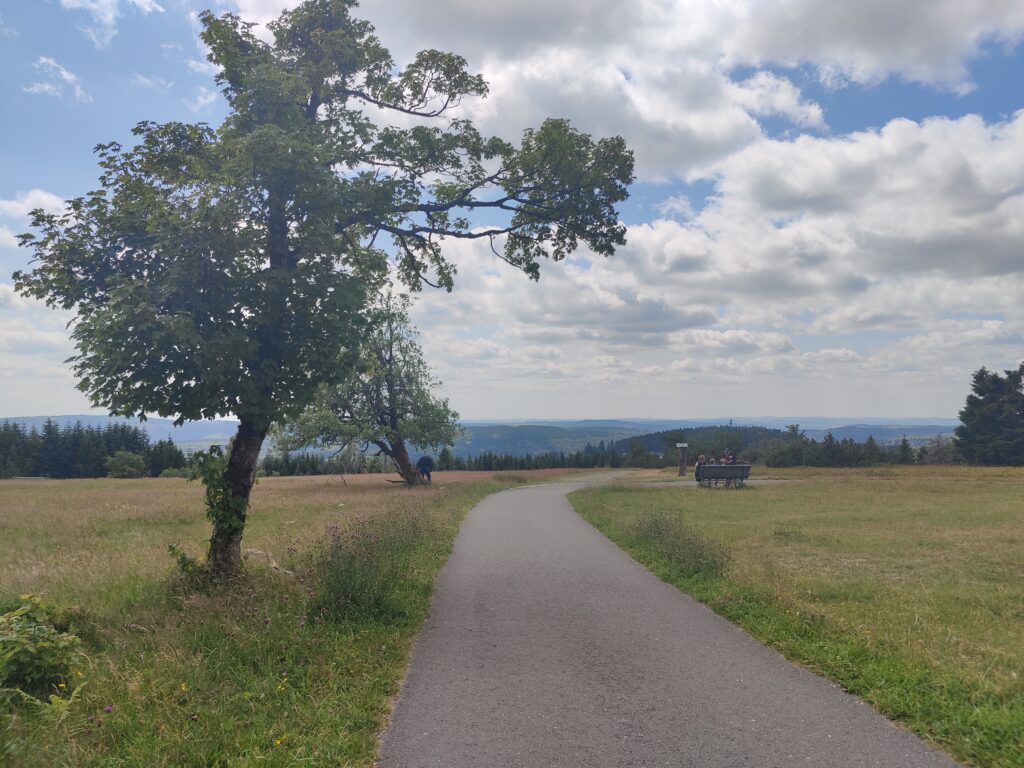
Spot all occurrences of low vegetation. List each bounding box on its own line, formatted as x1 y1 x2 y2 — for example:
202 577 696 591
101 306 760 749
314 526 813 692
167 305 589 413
570 466 1024 768
0 470 574 765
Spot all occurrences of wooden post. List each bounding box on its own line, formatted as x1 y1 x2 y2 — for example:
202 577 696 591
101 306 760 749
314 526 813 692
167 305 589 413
676 443 688 477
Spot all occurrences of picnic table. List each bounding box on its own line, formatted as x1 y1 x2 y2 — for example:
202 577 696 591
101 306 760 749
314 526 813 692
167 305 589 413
694 463 751 488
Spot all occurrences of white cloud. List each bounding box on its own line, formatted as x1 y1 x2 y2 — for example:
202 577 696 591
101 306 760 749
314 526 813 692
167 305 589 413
24 57 91 102
60 0 164 48
721 0 1024 91
728 71 825 128
185 58 219 76
0 227 18 249
0 12 17 37
185 86 217 112
0 190 66 219
216 1 1024 181
133 73 172 92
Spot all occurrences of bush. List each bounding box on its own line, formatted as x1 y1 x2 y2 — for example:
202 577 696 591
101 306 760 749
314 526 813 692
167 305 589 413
105 450 146 478
628 511 729 579
0 595 85 698
308 512 436 620
158 467 190 478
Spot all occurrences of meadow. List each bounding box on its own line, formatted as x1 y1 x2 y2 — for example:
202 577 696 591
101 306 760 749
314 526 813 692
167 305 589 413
0 470 576 766
570 466 1024 768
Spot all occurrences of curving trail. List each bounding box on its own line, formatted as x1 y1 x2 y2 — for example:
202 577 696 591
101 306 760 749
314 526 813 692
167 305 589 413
378 480 961 768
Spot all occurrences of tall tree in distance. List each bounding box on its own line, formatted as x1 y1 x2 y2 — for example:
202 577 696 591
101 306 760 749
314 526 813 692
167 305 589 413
14 0 633 575
954 363 1024 465
277 291 460 485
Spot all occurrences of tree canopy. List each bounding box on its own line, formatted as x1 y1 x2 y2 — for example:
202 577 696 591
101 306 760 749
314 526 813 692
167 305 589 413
14 0 633 575
277 291 460 485
954 363 1024 465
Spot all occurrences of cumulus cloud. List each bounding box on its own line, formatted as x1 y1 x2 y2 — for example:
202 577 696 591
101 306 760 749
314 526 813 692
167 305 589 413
400 106 1024 416
220 1 1023 181
0 189 66 219
185 86 217 112
24 58 91 103
60 0 164 48
721 0 1024 91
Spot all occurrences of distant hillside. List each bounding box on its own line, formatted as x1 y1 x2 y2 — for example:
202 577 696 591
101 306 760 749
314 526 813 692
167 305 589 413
803 424 954 446
455 424 648 457
2 415 960 457
612 425 787 457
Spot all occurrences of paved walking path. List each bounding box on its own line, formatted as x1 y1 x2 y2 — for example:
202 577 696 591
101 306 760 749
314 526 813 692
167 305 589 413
378 481 961 768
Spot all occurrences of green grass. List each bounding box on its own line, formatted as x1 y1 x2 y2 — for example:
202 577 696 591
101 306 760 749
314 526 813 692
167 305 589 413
0 470 575 766
570 466 1024 768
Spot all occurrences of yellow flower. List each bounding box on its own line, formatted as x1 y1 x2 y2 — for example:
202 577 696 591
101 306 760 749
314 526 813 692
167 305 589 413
58 682 66 689
180 682 188 692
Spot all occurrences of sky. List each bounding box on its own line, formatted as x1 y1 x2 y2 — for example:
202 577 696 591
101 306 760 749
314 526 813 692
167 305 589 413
1 0 1023 421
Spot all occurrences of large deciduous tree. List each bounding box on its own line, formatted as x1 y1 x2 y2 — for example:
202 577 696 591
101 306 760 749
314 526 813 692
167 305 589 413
14 0 633 576
954 363 1024 465
277 291 460 485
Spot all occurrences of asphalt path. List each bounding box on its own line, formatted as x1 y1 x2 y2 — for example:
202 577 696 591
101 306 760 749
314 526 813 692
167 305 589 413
378 480 961 768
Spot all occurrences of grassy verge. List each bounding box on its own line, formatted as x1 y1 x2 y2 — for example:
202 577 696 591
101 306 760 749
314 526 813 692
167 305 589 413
1 470 576 766
570 467 1024 768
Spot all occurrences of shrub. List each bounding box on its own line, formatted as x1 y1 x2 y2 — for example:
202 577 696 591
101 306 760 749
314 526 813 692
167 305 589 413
159 467 190 478
628 511 729 579
105 450 146 479
308 512 436 620
0 595 85 698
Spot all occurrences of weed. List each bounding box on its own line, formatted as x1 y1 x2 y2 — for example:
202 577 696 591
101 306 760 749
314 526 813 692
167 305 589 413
0 595 85 699
626 511 729 578
309 511 437 620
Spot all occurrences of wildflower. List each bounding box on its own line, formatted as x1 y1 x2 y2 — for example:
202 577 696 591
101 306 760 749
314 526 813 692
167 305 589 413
180 682 188 692
58 682 67 690
104 705 113 713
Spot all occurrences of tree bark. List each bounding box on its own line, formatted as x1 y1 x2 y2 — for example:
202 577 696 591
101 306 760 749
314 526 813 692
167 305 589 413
208 417 268 576
388 437 420 486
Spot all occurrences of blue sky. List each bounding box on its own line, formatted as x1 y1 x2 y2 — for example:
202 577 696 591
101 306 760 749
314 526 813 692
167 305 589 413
2 0 1024 419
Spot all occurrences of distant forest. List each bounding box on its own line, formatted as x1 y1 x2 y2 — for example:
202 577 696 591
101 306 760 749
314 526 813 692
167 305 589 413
0 419 186 479
0 420 962 480
260 423 959 476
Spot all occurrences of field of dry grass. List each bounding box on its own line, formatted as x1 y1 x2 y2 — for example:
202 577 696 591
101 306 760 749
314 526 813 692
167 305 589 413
0 470 577 607
0 469 583 766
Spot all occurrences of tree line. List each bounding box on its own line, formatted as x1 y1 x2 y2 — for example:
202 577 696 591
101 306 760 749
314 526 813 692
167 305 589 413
0 420 187 479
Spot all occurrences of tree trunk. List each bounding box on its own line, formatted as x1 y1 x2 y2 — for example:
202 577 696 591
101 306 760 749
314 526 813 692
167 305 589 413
389 437 420 486
208 417 268 576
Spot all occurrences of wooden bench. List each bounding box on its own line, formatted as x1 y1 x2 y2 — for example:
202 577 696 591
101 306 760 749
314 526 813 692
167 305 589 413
695 464 751 488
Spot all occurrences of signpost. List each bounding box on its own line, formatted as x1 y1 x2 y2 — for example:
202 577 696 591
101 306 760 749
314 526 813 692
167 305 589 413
676 443 688 477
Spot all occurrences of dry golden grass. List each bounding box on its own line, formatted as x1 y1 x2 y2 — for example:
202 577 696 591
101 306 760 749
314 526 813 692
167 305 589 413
0 469 586 766
0 469 581 610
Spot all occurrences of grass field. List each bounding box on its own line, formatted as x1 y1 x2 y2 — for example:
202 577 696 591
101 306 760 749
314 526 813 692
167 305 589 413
570 466 1024 768
0 470 578 767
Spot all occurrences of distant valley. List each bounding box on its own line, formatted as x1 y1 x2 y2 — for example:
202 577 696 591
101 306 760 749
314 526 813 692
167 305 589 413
3 415 958 456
